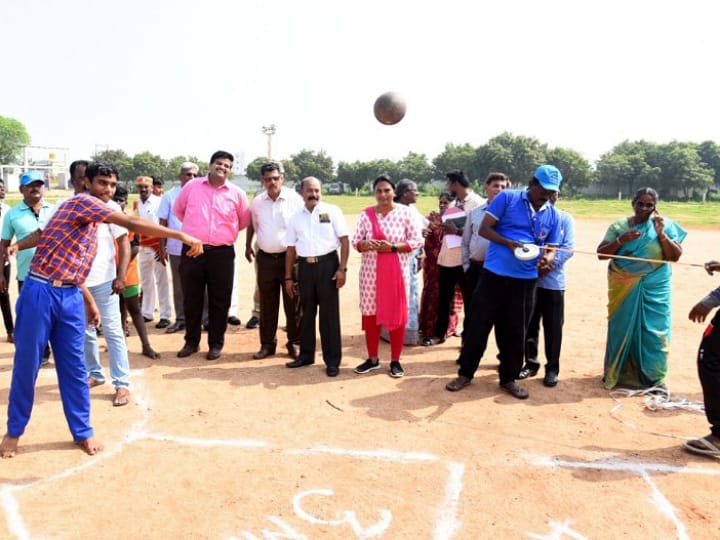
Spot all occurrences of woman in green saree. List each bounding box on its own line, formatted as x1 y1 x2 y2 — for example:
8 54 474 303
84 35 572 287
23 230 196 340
597 188 686 390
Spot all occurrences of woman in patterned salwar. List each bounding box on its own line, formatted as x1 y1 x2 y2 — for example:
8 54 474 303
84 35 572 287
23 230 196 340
597 187 686 390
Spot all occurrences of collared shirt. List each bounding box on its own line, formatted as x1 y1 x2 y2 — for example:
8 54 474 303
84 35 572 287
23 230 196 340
157 185 184 256
461 202 490 270
437 190 485 267
285 201 349 257
537 209 575 290
251 186 304 253
1 199 54 281
484 189 560 279
136 193 162 249
29 193 115 285
86 199 128 287
173 176 250 246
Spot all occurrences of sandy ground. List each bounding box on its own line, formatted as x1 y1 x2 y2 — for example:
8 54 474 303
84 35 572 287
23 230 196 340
0 216 718 540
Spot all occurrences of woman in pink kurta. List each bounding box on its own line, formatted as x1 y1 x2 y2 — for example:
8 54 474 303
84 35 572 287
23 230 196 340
352 176 423 377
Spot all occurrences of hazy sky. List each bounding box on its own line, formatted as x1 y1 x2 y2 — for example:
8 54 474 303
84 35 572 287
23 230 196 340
2 0 718 171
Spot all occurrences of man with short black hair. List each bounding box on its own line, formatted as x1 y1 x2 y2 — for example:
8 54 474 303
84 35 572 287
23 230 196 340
246 162 303 360
0 161 203 458
174 150 251 361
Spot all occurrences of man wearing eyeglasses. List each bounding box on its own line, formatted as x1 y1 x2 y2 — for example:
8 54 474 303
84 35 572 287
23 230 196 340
158 162 199 334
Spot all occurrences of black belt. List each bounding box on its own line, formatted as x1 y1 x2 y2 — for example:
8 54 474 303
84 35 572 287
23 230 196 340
298 252 337 264
202 244 233 251
28 272 75 288
469 259 485 265
258 250 286 259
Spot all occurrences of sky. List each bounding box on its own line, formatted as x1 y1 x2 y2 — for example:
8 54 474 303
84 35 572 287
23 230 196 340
2 0 719 172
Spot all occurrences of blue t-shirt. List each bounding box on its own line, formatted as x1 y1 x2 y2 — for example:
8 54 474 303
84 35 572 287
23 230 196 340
1 200 54 281
537 209 575 290
484 189 560 279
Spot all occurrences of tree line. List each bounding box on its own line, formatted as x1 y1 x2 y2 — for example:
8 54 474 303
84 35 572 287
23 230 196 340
3 114 719 200
247 134 720 201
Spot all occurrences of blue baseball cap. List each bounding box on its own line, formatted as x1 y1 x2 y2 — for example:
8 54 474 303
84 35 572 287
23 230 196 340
19 170 44 186
533 165 562 191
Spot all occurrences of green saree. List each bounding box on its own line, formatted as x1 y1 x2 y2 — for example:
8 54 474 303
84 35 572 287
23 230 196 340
602 217 687 390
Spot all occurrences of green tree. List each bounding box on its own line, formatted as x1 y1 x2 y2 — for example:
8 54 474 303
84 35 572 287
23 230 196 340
595 141 660 197
289 149 335 183
0 115 31 164
91 148 134 184
652 142 714 200
432 143 478 182
475 132 547 187
245 156 267 182
545 147 594 196
132 151 167 181
697 140 720 185
396 152 433 184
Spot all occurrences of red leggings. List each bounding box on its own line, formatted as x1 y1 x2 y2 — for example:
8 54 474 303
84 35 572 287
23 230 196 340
363 315 405 361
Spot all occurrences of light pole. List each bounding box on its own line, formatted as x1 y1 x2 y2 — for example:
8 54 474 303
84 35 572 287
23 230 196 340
261 124 276 160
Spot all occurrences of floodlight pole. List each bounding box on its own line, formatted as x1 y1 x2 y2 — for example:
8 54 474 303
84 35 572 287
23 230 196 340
262 124 276 160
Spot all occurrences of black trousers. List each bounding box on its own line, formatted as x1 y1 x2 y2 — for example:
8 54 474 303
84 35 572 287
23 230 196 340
180 245 235 349
434 265 470 339
524 287 564 375
698 310 720 437
297 252 341 368
458 269 536 385
463 260 485 332
0 264 13 335
256 250 300 348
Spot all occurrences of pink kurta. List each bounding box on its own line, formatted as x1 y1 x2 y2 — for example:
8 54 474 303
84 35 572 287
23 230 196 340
352 205 423 316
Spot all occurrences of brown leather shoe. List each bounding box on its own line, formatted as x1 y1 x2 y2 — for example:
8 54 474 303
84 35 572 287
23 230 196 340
253 346 276 359
445 376 471 392
500 381 529 399
177 344 199 358
286 343 300 359
206 347 222 361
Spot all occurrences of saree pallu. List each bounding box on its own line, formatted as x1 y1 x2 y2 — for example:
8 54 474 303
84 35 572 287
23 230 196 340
602 217 687 389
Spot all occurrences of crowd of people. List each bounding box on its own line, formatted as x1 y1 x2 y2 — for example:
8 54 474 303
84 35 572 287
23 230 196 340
0 155 717 460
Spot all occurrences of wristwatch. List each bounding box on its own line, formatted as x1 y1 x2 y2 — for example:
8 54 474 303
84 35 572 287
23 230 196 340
391 243 398 253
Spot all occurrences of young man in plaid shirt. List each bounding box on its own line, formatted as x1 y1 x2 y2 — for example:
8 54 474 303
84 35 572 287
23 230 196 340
0 162 203 458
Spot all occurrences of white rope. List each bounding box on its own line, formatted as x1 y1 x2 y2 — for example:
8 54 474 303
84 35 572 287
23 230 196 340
545 245 706 268
608 387 705 441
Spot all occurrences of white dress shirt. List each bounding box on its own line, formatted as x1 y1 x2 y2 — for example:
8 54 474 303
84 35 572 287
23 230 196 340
285 201 349 257
251 186 304 254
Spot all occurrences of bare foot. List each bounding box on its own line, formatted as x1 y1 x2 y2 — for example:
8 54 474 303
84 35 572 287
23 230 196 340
76 437 103 455
113 388 131 407
142 347 159 359
0 434 19 458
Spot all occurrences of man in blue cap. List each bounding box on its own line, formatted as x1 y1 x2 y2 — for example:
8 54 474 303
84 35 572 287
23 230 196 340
0 170 55 360
446 165 563 399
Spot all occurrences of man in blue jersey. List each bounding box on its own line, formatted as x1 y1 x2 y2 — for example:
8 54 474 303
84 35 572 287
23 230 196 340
446 165 562 399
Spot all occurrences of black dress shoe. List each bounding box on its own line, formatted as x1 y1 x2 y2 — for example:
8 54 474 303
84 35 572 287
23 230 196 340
143 316 153 323
206 348 222 360
166 321 185 334
177 344 199 358
155 318 171 329
287 343 300 359
286 358 314 368
517 366 539 380
326 366 339 377
253 346 276 359
227 316 242 326
543 372 559 387
245 316 260 329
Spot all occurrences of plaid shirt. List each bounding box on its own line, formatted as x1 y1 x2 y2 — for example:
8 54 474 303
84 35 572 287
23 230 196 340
29 193 115 285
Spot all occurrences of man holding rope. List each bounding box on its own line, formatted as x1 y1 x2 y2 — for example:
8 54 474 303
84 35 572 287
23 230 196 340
685 260 720 457
446 165 562 399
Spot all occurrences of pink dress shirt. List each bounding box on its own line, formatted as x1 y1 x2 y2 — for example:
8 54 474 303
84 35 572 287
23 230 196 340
173 177 250 246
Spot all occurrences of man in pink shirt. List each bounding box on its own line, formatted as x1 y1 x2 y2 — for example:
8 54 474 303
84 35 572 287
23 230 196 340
173 150 251 360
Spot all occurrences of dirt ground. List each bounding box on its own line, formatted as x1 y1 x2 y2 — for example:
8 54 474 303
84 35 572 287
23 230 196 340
0 217 718 540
